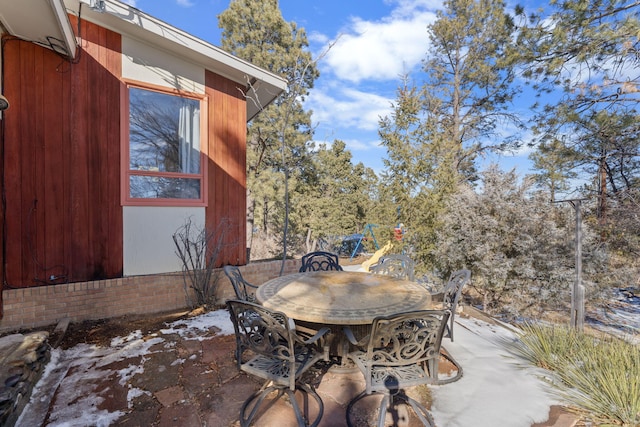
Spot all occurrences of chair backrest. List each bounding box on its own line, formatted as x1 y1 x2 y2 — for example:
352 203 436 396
299 251 343 272
223 265 256 301
366 310 449 367
362 310 450 391
369 254 415 281
443 269 471 310
226 299 297 389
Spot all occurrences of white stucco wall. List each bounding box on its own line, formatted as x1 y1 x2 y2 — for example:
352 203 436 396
122 36 205 93
123 206 205 275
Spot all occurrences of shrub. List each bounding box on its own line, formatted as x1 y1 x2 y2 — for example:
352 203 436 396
173 217 232 308
509 323 639 426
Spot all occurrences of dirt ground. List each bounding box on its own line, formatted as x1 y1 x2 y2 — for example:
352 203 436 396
58 309 198 348
3 289 586 427
43 305 582 427
1 308 194 352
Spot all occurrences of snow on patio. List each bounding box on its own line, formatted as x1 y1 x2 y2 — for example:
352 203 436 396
429 317 557 426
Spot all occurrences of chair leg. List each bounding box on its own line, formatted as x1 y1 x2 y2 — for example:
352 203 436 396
287 383 324 427
346 390 368 427
450 315 455 341
240 382 323 427
346 389 435 427
377 394 391 427
240 383 285 427
435 348 464 385
399 393 436 427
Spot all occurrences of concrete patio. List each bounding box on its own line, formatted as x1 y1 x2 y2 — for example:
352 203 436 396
6 306 582 427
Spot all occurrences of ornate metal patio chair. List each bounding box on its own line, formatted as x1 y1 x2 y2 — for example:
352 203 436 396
223 265 259 302
441 269 471 342
226 299 330 427
343 310 462 427
299 251 343 272
369 254 416 281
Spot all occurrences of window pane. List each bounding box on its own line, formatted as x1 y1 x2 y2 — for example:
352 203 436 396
130 175 201 199
129 88 201 175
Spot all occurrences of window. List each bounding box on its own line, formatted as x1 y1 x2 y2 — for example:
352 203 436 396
124 84 206 205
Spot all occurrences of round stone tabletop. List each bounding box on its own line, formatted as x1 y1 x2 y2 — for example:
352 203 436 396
256 271 432 325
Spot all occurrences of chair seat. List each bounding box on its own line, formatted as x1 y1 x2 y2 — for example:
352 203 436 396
349 351 432 391
241 350 325 388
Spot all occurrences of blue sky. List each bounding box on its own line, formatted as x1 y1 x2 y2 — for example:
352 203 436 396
124 0 536 176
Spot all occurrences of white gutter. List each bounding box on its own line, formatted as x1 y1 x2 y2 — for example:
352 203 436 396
50 0 78 58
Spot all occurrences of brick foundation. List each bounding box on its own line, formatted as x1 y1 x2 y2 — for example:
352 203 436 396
0 259 300 333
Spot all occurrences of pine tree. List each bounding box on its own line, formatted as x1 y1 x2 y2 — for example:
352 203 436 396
424 0 521 179
529 138 578 202
218 0 318 262
294 140 377 251
516 0 640 260
378 0 520 269
433 166 583 318
515 0 640 114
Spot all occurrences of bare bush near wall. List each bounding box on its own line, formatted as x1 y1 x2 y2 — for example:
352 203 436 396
173 217 232 308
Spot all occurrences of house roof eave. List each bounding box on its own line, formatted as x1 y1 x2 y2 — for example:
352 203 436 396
66 0 287 122
0 0 77 59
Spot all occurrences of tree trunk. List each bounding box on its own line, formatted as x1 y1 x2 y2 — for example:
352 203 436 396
305 229 313 253
598 155 607 239
262 197 268 233
246 190 255 262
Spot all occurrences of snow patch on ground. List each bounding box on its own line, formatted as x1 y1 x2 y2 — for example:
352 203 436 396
16 310 236 427
159 309 235 338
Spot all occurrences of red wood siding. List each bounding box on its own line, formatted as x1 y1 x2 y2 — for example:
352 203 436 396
205 71 247 266
0 18 250 294
1 18 123 287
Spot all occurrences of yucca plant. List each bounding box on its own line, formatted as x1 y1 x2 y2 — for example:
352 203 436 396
554 335 640 426
510 323 584 370
508 323 640 426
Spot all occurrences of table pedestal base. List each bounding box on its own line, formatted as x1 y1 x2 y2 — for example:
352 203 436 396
297 320 371 373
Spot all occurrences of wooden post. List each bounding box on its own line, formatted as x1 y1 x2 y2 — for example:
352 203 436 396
574 200 584 331
570 199 585 331
576 284 585 331
556 198 586 331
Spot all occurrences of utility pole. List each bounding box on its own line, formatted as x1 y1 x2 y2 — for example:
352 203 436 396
555 198 588 331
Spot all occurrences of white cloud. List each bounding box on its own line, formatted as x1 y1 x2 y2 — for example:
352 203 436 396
176 0 194 7
312 137 382 157
305 1 443 173
388 0 445 15
344 137 379 152
323 9 436 83
308 31 330 45
307 87 393 132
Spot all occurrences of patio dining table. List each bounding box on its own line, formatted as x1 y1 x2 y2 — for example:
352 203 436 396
256 270 433 362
